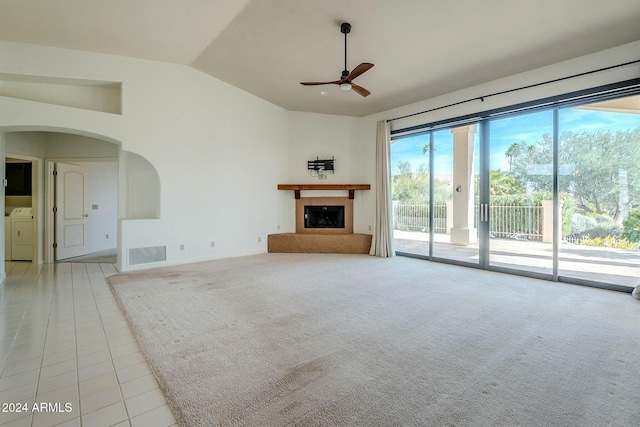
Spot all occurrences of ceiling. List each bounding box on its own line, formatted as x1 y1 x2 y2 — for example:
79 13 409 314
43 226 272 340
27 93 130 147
1 0 639 117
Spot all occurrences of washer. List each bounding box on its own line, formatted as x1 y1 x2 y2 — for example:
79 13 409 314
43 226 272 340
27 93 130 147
4 211 12 261
10 207 33 261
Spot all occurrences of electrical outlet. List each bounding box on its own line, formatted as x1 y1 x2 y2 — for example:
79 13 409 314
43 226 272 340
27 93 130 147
277 225 280 230
210 241 215 247
106 234 109 239
180 244 185 251
368 225 372 231
258 237 262 243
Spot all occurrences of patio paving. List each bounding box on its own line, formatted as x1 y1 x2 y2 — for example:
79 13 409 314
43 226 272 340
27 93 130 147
394 230 640 288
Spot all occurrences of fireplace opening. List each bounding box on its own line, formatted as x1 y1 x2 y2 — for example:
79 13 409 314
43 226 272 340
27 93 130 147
304 205 345 228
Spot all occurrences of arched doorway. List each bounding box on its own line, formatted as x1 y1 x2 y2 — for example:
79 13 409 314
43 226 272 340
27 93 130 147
2 129 121 267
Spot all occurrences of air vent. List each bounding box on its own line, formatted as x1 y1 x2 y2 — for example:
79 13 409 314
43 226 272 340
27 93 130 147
128 246 166 266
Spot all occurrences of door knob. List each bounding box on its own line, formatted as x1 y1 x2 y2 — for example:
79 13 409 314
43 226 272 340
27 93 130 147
84 214 89 217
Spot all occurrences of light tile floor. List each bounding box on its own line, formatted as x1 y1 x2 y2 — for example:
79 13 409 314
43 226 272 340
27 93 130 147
0 262 177 427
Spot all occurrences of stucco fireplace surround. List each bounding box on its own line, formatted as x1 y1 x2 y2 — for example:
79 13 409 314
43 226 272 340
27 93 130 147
268 184 372 254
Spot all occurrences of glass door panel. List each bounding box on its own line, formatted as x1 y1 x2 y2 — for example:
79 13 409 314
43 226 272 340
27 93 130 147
558 96 640 288
488 111 554 275
431 127 480 265
390 133 431 257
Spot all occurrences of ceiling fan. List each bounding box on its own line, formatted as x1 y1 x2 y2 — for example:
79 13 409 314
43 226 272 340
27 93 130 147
300 22 374 97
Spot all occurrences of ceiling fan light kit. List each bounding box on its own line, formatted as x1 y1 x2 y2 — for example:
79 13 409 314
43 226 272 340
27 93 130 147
300 22 374 97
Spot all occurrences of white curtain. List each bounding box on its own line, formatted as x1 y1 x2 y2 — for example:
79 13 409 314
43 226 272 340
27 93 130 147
370 120 395 257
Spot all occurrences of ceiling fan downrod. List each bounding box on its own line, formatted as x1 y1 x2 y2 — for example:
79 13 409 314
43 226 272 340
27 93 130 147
341 22 351 79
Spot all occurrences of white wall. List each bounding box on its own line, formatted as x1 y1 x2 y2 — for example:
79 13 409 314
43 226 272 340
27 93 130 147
119 151 159 220
0 40 290 271
376 41 640 133
46 133 119 158
287 111 373 233
5 132 46 158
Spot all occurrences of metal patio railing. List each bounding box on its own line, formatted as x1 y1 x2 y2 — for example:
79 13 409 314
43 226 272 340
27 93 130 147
393 201 543 240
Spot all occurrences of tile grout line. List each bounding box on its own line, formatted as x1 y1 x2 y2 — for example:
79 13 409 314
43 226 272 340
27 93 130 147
36 263 76 427
89 262 175 425
83 262 133 425
71 263 85 427
32 262 54 427
72 263 90 426
8 263 50 427
0 263 36 376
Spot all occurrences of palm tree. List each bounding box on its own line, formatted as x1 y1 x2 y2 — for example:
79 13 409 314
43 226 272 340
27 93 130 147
505 143 521 172
490 169 524 195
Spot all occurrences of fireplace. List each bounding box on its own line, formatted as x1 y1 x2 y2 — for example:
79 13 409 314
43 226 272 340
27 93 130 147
269 184 372 253
296 197 353 234
304 205 345 229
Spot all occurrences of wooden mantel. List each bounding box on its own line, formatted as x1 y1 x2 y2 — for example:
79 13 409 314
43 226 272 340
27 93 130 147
278 184 371 199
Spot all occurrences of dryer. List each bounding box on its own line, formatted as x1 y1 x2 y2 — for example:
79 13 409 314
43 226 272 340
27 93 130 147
10 207 33 261
4 212 11 261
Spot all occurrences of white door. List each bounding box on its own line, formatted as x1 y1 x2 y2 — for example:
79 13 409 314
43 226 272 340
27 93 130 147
55 163 89 260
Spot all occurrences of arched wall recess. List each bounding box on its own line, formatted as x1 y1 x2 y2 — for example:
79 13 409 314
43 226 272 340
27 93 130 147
120 151 161 220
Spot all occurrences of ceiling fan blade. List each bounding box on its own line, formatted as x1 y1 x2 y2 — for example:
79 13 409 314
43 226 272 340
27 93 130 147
300 81 340 86
351 83 371 97
347 63 374 81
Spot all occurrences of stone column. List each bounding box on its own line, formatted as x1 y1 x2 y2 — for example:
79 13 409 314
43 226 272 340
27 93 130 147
450 125 477 246
392 200 399 229
445 200 453 235
541 200 563 243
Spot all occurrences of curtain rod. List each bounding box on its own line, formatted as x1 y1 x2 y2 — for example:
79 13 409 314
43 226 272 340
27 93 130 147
387 58 640 123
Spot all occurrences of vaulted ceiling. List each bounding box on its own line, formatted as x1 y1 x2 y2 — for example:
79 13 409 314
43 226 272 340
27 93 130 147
1 0 639 116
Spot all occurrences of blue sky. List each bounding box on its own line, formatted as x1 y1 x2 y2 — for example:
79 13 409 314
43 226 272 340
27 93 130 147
391 106 640 175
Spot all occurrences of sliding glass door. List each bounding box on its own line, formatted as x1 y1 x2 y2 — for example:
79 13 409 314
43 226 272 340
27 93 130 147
391 91 640 292
431 127 480 265
390 128 480 265
557 97 640 288
391 133 431 257
488 111 554 276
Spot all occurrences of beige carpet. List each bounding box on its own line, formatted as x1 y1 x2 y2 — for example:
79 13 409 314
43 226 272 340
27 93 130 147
108 253 640 427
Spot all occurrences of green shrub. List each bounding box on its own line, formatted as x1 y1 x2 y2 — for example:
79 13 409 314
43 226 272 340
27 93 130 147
578 235 638 250
622 208 640 242
572 213 622 238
